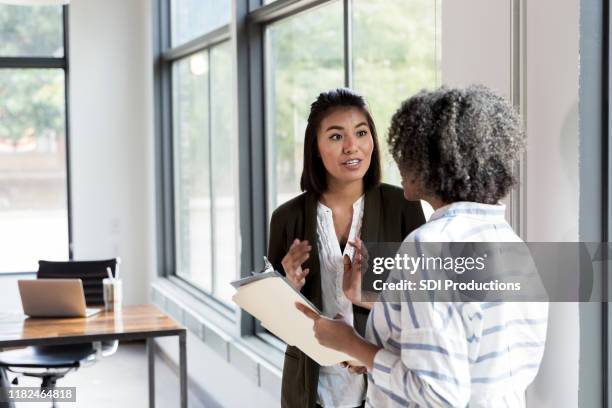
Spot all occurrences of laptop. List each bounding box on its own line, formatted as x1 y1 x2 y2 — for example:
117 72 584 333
18 279 102 318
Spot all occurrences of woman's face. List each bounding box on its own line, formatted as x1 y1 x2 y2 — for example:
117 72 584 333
316 107 374 187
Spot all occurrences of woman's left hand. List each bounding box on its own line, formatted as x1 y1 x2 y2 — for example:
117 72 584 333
343 236 369 304
295 303 357 352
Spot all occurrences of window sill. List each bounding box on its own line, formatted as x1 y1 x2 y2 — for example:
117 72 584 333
0 271 37 277
151 278 283 394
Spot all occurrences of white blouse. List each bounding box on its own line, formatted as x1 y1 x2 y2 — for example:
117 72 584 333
316 195 365 408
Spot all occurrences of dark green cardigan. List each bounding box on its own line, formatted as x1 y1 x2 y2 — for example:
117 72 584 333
267 183 425 408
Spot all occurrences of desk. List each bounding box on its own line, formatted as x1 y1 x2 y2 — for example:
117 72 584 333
0 304 187 408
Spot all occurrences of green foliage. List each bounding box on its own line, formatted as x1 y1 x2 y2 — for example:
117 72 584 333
0 5 65 143
352 0 440 183
0 5 63 56
0 69 65 143
268 0 440 195
268 2 344 201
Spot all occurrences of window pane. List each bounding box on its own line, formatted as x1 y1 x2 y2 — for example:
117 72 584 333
0 5 63 57
210 41 238 304
172 51 213 292
265 1 344 215
170 0 230 47
0 69 68 272
352 0 441 185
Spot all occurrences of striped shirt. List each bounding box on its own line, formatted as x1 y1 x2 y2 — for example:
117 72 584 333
364 202 548 407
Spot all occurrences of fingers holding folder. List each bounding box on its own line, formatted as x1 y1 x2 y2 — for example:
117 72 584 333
295 302 363 368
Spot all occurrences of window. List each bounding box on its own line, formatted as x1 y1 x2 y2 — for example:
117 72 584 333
352 0 440 184
264 0 441 215
170 0 230 46
259 0 439 338
0 5 63 57
158 0 238 306
172 51 213 293
0 4 70 273
265 1 344 213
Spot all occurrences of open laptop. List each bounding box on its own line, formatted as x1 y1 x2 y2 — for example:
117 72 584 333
18 279 102 318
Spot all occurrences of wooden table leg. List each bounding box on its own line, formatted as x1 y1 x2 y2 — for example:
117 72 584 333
147 338 155 408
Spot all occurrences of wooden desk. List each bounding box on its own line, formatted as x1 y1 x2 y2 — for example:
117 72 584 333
0 304 187 408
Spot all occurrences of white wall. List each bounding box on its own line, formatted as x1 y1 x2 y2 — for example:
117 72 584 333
523 0 580 406
441 0 580 406
69 0 155 306
442 0 512 98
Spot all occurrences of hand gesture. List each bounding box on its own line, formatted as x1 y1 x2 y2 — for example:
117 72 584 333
282 239 312 291
343 237 368 304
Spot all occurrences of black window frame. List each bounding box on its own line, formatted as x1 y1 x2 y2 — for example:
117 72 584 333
154 0 237 319
0 4 73 274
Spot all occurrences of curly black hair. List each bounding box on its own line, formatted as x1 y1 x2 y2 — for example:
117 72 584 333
387 85 524 204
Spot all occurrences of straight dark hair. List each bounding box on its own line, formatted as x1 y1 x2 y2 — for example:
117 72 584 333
300 88 382 195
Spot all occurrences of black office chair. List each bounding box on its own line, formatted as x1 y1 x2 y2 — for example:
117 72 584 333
0 259 120 408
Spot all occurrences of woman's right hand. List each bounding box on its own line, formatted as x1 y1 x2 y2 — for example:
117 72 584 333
282 239 312 291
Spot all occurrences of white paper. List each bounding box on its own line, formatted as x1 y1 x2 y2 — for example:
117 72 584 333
232 276 354 366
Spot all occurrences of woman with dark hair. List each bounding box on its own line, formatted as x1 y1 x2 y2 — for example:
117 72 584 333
297 85 549 407
267 88 425 408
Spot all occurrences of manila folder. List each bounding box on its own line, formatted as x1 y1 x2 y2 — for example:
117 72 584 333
232 275 354 366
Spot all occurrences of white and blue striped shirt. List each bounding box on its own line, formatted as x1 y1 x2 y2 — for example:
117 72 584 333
365 202 548 407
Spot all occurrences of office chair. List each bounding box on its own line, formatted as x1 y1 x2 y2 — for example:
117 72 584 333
0 259 120 408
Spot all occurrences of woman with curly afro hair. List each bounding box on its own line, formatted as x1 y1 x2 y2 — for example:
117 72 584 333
298 85 549 407
388 85 524 207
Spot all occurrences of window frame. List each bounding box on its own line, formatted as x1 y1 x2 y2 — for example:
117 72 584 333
0 4 72 274
154 0 235 318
